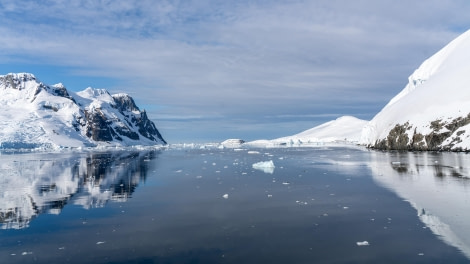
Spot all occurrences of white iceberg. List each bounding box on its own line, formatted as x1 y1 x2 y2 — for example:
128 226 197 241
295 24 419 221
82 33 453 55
356 241 369 246
252 160 275 174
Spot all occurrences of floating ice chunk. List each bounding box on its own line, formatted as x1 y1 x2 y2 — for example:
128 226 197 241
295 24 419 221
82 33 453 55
222 194 229 199
356 241 369 246
248 151 260 154
220 139 245 148
96 241 106 245
252 160 275 174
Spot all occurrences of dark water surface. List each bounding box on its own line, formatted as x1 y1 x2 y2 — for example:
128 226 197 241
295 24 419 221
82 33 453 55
0 146 469 263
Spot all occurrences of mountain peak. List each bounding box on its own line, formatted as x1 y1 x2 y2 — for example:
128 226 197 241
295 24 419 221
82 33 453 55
0 73 166 150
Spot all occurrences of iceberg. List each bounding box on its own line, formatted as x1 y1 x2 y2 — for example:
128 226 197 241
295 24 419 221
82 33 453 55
252 160 275 174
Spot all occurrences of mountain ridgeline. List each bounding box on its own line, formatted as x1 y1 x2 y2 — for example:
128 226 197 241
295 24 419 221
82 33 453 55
0 73 166 149
360 29 470 151
251 29 470 152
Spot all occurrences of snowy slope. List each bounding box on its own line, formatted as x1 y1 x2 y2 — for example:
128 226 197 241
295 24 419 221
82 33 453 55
0 73 166 150
247 116 367 146
360 29 470 151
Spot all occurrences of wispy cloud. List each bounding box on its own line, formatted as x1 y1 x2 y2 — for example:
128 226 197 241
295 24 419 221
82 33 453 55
0 0 469 141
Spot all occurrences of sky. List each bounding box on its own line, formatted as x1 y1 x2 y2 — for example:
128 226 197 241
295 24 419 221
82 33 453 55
1 0 469 143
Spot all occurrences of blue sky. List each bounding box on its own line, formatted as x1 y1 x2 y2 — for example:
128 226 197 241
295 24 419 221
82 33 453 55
1 0 469 143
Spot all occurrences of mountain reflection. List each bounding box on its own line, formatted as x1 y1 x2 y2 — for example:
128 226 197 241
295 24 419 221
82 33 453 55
0 150 159 229
368 151 470 258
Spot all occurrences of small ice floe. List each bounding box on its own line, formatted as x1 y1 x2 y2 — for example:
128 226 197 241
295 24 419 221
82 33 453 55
252 160 275 174
196 175 203 179
282 181 290 185
247 151 260 154
96 241 106 245
222 194 229 199
356 241 369 246
21 252 33 255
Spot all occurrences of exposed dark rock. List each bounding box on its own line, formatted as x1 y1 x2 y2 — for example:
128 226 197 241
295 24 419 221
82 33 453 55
371 114 470 151
114 126 140 140
112 94 139 112
425 131 451 150
50 84 76 103
85 109 114 142
134 110 167 144
374 122 411 150
43 104 59 112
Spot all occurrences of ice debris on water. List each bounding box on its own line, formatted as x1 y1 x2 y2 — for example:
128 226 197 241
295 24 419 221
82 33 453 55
252 160 275 174
223 194 229 199
96 241 105 245
356 241 369 246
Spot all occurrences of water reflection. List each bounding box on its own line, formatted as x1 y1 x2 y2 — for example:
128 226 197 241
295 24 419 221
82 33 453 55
0 150 158 229
368 151 470 258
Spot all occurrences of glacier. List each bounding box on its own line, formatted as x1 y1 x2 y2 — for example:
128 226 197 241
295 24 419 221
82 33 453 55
360 29 470 151
0 73 166 150
244 116 367 147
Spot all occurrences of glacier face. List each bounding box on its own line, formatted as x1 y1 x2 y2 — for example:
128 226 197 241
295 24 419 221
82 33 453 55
0 73 166 150
360 29 470 151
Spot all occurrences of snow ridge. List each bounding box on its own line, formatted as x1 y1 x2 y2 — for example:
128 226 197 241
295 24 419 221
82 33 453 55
360 29 470 151
0 73 166 150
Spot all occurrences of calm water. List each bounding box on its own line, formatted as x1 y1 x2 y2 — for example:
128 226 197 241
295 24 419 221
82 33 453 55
0 146 469 263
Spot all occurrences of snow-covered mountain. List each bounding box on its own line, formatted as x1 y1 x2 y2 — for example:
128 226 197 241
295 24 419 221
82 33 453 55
360 29 470 151
0 73 166 150
246 116 367 146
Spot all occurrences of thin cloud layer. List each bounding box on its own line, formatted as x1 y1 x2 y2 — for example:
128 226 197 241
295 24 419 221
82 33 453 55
0 0 469 142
